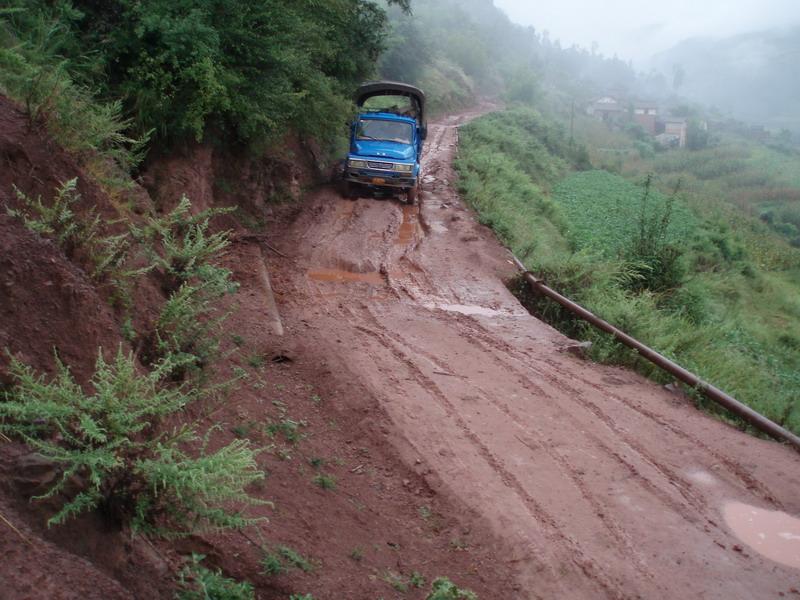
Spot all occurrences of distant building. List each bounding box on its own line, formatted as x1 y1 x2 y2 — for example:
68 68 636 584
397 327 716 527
633 102 659 134
661 117 688 148
587 96 625 123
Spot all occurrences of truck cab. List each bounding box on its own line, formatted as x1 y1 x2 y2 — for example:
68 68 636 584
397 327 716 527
343 81 427 203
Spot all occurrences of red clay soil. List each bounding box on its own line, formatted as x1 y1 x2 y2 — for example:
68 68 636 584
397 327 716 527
262 108 800 599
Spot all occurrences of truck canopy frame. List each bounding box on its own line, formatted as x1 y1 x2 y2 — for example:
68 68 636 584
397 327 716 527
355 80 426 130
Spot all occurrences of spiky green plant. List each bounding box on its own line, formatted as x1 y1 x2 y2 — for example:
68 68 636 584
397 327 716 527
176 554 254 600
153 265 238 372
0 349 265 535
426 577 478 600
133 196 234 285
8 179 149 301
8 178 91 257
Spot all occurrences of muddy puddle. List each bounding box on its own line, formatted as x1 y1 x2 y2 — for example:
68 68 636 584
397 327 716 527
424 302 523 318
396 205 422 245
723 501 800 569
307 269 384 285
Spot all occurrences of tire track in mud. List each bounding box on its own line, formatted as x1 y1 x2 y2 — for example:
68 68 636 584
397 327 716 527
348 318 630 600
453 314 781 510
356 305 702 580
358 306 658 586
356 306 670 582
354 303 771 591
458 321 728 528
320 271 766 578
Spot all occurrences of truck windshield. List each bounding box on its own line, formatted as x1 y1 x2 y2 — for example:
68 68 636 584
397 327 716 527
357 119 413 144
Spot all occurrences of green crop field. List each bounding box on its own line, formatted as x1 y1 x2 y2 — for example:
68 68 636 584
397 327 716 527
553 170 697 256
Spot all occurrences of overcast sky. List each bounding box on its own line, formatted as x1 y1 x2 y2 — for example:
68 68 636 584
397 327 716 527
493 0 800 64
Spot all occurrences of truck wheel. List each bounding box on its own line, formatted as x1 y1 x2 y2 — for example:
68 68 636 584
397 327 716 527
329 159 345 184
341 181 358 200
407 185 419 204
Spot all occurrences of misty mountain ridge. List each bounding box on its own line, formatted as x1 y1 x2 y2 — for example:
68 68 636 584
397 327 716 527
649 26 800 130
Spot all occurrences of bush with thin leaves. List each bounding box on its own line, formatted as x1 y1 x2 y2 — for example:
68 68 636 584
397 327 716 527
153 270 236 373
0 349 265 536
135 434 267 536
134 196 239 372
176 553 254 600
8 179 150 300
8 178 89 258
136 196 234 286
426 577 478 600
0 11 147 175
260 545 313 576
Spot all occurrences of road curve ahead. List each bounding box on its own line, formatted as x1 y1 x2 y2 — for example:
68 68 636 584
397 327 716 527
270 109 800 599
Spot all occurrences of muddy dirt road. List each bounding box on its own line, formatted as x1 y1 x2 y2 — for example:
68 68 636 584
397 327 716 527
269 110 800 599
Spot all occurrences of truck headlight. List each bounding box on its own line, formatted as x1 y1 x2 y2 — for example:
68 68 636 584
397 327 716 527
349 159 368 168
394 163 413 173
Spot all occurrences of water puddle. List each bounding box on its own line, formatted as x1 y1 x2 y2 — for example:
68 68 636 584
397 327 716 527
396 205 421 245
425 303 505 317
686 468 717 486
723 501 800 569
307 269 383 285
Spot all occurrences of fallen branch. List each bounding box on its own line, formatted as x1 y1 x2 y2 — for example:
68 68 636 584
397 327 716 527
0 511 33 546
232 233 290 258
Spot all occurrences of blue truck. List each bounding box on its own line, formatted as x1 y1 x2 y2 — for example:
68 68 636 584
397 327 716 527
342 81 427 203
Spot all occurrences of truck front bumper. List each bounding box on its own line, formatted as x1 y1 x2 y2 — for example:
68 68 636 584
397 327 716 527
345 169 417 189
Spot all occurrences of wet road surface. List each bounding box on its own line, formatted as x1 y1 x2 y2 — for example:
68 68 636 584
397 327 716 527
269 108 800 599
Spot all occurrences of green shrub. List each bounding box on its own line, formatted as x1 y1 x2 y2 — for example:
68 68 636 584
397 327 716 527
0 349 265 535
634 140 655 159
264 418 306 445
134 196 239 372
8 179 150 299
0 11 146 174
8 178 91 258
153 272 236 373
622 176 687 293
177 554 254 600
426 577 478 600
312 473 336 490
261 545 313 576
137 196 234 286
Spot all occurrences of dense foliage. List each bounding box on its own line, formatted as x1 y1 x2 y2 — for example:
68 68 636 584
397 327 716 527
3 188 260 535
1 0 409 151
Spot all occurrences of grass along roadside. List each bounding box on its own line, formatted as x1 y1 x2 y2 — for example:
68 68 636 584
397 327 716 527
455 107 800 435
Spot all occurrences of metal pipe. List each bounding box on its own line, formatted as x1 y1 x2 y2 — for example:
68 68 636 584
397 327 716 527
510 254 800 452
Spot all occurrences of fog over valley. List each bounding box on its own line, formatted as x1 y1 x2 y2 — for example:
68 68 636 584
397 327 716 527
491 0 800 129
493 0 800 61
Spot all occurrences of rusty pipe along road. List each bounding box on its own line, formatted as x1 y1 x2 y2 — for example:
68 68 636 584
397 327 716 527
510 254 800 453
